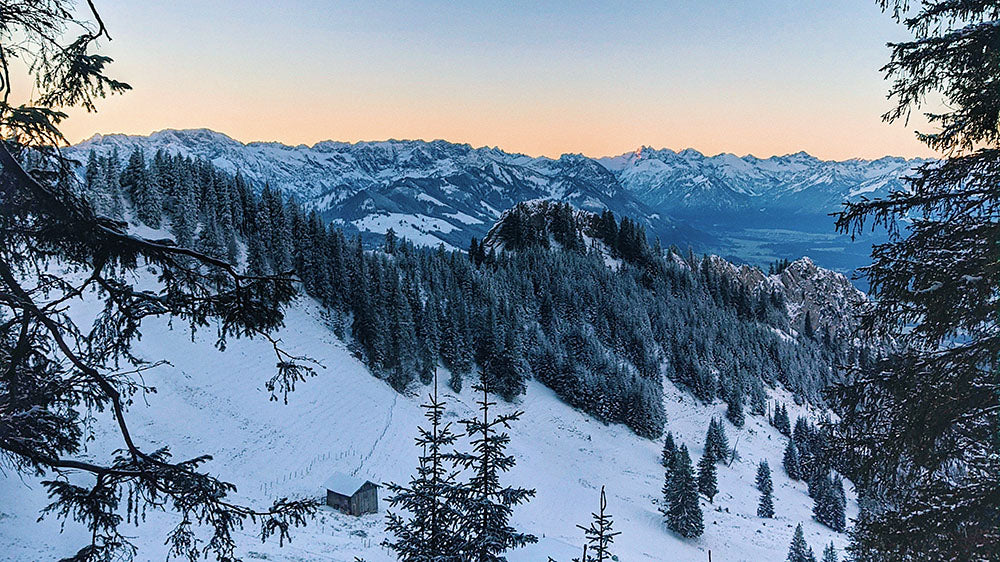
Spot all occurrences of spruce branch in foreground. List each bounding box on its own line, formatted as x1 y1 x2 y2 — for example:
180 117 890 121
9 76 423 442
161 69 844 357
0 3 318 559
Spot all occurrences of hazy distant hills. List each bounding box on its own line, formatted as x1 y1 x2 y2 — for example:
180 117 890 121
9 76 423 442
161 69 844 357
71 128 923 277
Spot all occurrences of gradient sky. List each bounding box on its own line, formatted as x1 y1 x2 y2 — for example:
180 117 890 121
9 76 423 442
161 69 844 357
54 0 938 160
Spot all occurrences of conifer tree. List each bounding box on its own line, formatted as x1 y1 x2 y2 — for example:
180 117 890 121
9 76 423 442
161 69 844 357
821 542 838 562
449 370 464 394
812 472 846 533
387 275 418 392
749 377 767 416
705 417 729 463
783 438 801 480
772 402 791 436
715 418 729 460
101 151 125 219
664 445 704 538
831 476 846 531
246 234 272 277
787 523 811 562
696 453 718 503
469 237 480 265
197 209 226 261
170 165 197 248
83 150 109 213
721 366 745 427
384 227 397 254
384 375 465 561
121 148 161 227
659 460 673 523
726 389 745 428
829 2 1000 559
454 382 537 560
808 469 827 501
757 460 775 518
661 432 676 468
419 296 441 386
576 486 621 562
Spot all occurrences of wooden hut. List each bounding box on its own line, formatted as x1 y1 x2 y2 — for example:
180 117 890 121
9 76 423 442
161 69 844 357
324 472 378 516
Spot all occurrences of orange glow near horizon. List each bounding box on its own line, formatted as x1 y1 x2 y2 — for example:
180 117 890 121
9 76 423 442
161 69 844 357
58 92 938 161
51 1 941 161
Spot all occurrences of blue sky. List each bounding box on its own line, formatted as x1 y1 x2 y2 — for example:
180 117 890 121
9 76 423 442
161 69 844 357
60 0 934 159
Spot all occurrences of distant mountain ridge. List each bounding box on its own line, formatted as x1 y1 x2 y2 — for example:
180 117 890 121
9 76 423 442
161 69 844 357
71 129 705 250
599 146 924 216
70 129 922 271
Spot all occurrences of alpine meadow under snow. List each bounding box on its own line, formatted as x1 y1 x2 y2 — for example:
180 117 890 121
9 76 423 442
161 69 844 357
0 289 856 562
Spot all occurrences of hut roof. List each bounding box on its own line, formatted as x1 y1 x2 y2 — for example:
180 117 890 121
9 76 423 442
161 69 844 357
324 472 374 496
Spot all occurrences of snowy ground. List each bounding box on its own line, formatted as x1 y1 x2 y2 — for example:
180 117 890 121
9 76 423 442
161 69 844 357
0 295 854 561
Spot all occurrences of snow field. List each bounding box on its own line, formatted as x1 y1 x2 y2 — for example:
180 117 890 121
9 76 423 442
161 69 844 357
0 296 852 561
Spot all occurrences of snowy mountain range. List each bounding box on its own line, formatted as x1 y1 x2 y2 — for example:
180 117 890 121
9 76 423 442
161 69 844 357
70 129 922 274
599 146 923 216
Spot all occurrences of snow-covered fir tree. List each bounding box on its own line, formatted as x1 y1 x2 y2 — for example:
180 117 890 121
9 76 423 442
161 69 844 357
787 523 812 562
756 460 775 518
453 382 537 561
661 432 676 468
821 542 838 562
120 148 161 228
663 444 704 538
696 452 718 503
771 402 791 436
704 417 729 463
783 438 801 480
811 473 846 532
720 366 745 428
383 376 465 561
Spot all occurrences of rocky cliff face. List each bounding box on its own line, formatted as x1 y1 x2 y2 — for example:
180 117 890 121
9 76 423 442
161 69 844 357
775 257 867 339
699 254 866 342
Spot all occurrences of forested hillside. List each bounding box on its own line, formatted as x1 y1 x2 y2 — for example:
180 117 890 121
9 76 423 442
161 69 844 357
74 149 869 438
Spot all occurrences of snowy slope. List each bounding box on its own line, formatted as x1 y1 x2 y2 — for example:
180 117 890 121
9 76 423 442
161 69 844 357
0 293 854 561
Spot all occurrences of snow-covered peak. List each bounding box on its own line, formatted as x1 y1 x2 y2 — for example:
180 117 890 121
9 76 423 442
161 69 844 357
598 147 928 216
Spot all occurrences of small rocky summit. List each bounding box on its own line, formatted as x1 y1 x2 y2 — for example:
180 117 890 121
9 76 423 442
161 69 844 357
775 257 867 339
697 253 866 342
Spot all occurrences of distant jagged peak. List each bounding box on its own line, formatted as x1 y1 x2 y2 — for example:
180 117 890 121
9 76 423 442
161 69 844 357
78 127 241 147
74 127 924 166
612 144 924 167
